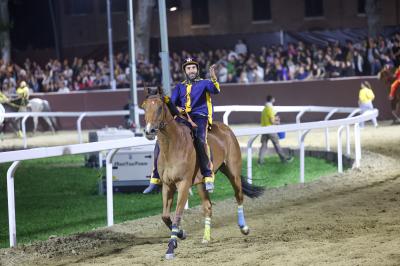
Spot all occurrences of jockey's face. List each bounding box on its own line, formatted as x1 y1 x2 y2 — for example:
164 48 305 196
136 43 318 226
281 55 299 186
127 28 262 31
184 64 198 80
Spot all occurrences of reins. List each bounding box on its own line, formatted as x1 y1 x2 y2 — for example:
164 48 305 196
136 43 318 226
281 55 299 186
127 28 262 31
146 94 198 130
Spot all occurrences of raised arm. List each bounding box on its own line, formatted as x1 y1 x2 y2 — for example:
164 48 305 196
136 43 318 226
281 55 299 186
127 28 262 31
206 64 220 94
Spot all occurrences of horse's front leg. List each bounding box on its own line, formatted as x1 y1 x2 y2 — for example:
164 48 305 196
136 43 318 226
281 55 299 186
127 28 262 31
44 117 56 134
161 184 175 230
161 184 186 240
13 118 22 138
165 179 191 260
196 183 212 244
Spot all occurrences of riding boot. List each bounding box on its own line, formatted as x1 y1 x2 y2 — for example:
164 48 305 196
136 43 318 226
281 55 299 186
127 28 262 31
143 141 162 194
143 177 161 194
194 138 214 192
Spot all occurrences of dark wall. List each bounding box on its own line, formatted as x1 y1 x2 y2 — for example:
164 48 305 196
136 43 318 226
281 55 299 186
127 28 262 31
32 77 391 130
56 0 400 47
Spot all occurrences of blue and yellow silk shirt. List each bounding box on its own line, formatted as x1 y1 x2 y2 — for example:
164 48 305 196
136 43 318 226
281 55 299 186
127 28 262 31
171 79 220 124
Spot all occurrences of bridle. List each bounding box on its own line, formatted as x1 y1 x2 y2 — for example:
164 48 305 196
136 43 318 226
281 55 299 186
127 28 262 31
145 95 175 131
144 94 198 134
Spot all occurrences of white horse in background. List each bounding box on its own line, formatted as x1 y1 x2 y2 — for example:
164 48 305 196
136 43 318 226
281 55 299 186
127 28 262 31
27 98 58 134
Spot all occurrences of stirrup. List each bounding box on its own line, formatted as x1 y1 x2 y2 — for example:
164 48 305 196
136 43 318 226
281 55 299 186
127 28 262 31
204 177 214 193
143 183 161 194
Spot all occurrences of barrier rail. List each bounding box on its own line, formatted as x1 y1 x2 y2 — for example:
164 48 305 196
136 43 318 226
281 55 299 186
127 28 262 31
2 105 361 149
0 107 378 248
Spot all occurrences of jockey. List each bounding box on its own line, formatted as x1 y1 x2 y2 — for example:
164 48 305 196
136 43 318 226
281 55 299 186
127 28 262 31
16 81 30 111
0 91 9 104
143 58 220 193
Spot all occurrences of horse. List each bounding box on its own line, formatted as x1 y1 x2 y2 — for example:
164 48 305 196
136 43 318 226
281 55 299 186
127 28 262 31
141 87 264 259
378 66 400 123
0 98 57 136
27 98 58 134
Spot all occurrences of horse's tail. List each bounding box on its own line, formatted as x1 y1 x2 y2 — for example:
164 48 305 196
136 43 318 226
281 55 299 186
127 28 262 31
240 176 265 198
43 100 58 130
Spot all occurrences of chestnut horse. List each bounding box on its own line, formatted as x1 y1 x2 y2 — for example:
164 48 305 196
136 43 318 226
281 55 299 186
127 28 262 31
378 66 400 123
141 87 264 259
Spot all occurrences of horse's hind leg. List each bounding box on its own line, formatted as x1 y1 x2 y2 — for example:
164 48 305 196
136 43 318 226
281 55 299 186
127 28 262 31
32 116 38 135
220 163 250 235
196 183 212 243
43 117 56 133
165 180 191 260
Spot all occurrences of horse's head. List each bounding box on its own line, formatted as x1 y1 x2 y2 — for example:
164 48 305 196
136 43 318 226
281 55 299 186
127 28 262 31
141 87 166 140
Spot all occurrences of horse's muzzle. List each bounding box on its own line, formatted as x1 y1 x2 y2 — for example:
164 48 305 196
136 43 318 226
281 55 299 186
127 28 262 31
144 124 157 140
145 132 156 140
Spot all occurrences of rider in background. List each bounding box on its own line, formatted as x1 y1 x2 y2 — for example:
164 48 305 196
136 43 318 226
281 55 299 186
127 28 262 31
143 58 220 193
0 90 9 104
16 81 30 112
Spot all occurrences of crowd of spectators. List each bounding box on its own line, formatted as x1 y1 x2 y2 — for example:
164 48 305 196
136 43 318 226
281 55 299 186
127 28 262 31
1 32 400 94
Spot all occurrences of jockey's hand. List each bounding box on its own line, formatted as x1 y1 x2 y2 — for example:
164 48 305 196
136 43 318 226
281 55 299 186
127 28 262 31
389 95 394 101
177 107 184 114
209 64 217 81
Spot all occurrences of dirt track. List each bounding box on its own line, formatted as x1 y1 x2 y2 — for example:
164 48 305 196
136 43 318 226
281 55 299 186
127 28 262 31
1 122 400 266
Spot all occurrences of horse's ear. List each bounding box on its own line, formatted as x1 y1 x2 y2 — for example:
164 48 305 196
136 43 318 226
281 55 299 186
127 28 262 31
144 87 158 98
144 87 151 98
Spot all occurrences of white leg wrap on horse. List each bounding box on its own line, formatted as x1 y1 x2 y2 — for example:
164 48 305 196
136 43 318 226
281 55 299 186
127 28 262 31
202 217 211 243
238 205 250 235
238 205 246 227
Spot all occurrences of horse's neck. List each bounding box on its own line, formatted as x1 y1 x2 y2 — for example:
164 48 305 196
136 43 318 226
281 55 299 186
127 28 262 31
158 110 179 144
157 109 190 157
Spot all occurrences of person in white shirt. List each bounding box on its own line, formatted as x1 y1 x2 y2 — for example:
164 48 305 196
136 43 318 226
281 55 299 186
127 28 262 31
235 39 248 56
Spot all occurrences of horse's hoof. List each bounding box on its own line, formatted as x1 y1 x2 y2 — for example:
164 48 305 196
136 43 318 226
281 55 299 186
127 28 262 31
201 239 209 244
165 238 177 259
177 229 186 240
240 225 250 235
165 253 175 260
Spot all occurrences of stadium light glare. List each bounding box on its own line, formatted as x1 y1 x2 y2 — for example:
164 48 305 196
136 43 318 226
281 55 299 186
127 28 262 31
169 6 177 11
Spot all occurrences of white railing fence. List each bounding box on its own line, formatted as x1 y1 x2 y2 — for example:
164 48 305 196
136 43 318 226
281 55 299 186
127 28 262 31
2 105 362 149
0 106 378 248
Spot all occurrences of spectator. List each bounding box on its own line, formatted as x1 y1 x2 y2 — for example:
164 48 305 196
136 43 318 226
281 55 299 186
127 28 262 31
1 31 400 92
234 39 248 56
258 95 293 164
358 81 378 127
217 62 228 83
